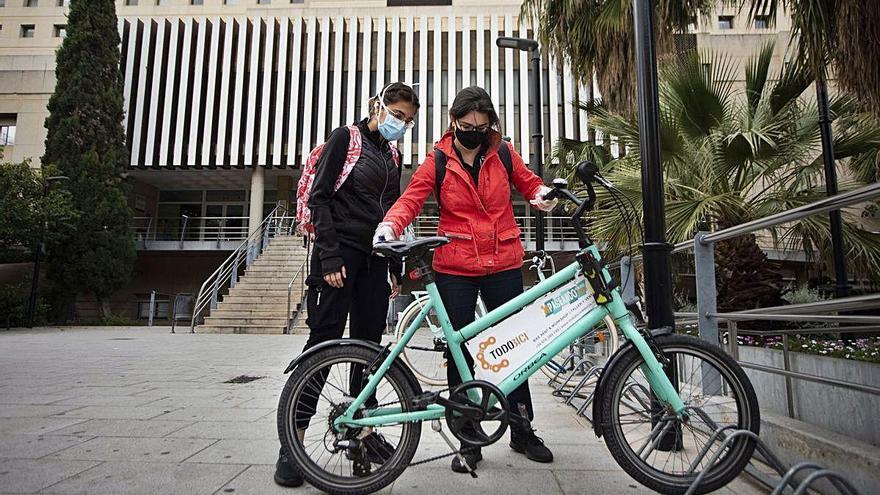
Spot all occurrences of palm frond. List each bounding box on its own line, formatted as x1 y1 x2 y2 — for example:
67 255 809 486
745 42 775 114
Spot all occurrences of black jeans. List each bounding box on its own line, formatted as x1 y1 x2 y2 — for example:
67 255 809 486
292 244 391 430
435 268 535 424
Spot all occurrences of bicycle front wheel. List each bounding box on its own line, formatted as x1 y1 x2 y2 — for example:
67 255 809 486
600 334 759 495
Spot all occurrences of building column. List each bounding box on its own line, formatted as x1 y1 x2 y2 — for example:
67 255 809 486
248 166 265 236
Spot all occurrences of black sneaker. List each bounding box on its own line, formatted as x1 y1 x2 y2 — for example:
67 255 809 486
450 447 482 474
274 448 305 487
362 432 396 465
510 428 554 463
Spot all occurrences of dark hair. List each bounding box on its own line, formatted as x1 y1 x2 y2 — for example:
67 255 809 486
368 82 420 118
447 86 501 132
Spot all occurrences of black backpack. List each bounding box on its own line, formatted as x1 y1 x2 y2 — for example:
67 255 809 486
433 141 513 210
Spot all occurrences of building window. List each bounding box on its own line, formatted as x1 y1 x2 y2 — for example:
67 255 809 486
155 0 166 5
56 0 69 6
0 0 5 7
24 0 37 6
0 115 16 146
125 0 137 5
224 0 237 4
257 0 269 4
53 24 66 37
190 0 203 5
718 16 734 30
754 15 771 29
20 24 35 38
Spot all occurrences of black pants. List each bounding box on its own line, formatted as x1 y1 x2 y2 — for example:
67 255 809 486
293 245 391 430
436 268 535 424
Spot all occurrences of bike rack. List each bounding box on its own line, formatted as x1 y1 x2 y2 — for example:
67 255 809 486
678 425 862 495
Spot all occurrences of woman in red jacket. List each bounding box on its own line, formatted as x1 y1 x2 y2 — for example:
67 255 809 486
374 86 557 473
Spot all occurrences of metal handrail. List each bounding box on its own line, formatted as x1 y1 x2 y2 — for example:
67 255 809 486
189 205 288 332
285 256 309 335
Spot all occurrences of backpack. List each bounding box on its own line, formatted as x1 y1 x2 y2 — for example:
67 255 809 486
296 125 401 237
433 140 513 210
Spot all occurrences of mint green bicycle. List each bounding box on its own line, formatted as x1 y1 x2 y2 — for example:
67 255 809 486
278 163 759 495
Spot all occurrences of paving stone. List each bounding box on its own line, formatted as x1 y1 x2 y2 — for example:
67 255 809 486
154 406 273 422
45 437 218 463
47 419 194 438
183 438 279 465
165 421 278 440
39 461 245 495
0 434 92 459
54 406 176 420
551 469 655 494
0 459 99 494
0 405 80 419
0 394 74 406
47 395 162 408
216 465 393 495
391 466 563 495
0 417 87 436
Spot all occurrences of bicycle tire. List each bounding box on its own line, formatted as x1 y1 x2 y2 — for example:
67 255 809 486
600 334 759 495
277 345 422 495
395 295 448 387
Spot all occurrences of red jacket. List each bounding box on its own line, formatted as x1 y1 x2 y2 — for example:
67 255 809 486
383 131 544 276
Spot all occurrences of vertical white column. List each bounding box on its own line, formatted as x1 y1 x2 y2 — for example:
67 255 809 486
518 19 529 159
286 18 303 166
131 19 152 167
432 16 442 142
461 16 470 88
403 17 414 165
272 18 289 166
244 17 262 166
200 17 220 167
489 15 499 108
562 60 575 139
257 17 275 166
188 18 207 166
376 17 386 92
547 53 560 156
122 20 138 128
475 16 485 88
159 20 179 167
418 16 428 163
578 82 589 142
593 71 604 147
316 17 331 141
145 19 165 167
299 17 317 158
173 18 193 166
359 16 373 117
216 17 234 167
389 16 400 84
447 15 456 111
230 18 248 166
503 15 515 144
330 16 344 129
345 17 357 125
248 166 265 236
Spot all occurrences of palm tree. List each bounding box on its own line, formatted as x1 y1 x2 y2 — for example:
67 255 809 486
519 0 713 116
553 45 880 310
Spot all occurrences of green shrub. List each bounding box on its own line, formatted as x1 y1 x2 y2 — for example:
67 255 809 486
0 282 49 328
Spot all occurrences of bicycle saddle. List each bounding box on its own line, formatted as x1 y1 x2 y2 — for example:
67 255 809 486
373 237 449 259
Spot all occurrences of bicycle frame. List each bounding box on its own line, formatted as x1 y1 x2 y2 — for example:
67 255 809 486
334 244 686 429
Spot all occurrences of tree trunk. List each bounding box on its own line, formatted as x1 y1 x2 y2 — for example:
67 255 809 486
99 297 112 319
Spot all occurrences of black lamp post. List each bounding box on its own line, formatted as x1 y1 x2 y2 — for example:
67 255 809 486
26 175 68 328
496 36 545 252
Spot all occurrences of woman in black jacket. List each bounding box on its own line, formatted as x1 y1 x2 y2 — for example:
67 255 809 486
275 82 419 488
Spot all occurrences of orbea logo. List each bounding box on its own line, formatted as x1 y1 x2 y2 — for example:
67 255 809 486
541 280 588 316
475 332 529 373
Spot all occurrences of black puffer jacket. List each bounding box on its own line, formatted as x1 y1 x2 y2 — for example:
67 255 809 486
308 119 402 278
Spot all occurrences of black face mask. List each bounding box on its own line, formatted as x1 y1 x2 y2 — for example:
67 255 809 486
455 126 488 150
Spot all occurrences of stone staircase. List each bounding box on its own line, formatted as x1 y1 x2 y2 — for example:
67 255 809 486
196 235 310 334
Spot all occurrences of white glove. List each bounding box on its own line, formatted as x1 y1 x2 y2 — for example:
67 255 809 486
529 185 559 212
373 222 398 245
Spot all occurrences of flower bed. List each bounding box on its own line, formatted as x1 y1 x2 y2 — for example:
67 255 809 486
735 335 880 364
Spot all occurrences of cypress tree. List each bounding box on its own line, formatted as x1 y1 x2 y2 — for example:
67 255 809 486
42 0 135 318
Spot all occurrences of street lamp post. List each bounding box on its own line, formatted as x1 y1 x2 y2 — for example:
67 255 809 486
26 175 68 328
496 36 545 252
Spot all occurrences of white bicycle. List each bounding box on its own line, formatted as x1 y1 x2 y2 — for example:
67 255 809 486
394 250 620 386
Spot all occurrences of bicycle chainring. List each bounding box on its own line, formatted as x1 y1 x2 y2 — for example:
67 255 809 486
444 380 510 448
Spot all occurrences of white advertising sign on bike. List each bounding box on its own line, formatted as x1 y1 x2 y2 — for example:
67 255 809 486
464 276 599 387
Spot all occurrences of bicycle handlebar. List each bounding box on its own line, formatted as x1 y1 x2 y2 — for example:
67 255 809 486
544 160 604 248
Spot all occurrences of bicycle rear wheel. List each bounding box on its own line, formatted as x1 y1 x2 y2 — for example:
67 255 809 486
277 345 422 495
599 334 759 495
395 295 448 387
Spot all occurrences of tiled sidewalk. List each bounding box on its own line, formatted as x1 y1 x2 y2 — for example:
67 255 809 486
0 327 764 494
